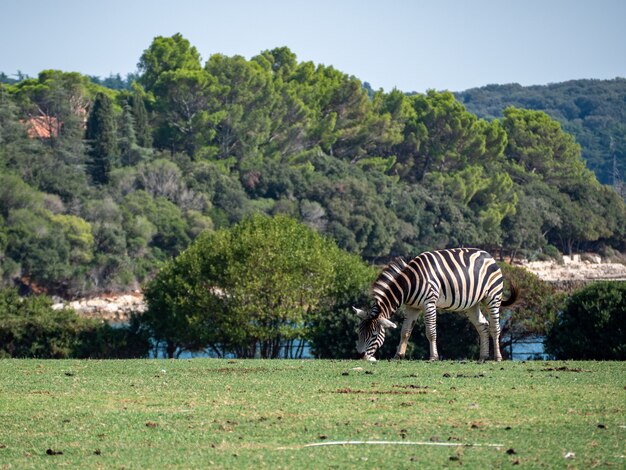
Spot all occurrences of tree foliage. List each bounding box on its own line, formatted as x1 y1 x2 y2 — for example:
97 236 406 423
456 79 626 187
0 288 150 358
545 281 626 360
142 214 372 358
137 33 202 92
86 92 118 184
0 35 624 300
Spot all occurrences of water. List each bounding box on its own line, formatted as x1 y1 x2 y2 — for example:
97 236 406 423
510 336 548 361
151 339 546 360
151 340 312 359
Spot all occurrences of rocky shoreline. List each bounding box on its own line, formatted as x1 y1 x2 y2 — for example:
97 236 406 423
52 292 146 323
521 256 626 283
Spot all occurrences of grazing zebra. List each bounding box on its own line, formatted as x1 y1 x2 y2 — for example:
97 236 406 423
354 248 518 362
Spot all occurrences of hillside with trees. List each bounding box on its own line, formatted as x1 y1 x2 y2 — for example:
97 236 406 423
1 33 625 299
455 78 626 189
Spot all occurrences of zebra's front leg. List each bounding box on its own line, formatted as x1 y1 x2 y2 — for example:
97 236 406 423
423 304 439 360
464 305 490 361
394 307 419 359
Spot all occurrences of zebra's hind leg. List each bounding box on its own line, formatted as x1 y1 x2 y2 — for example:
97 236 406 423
486 300 503 361
394 307 419 359
423 303 439 360
464 305 490 361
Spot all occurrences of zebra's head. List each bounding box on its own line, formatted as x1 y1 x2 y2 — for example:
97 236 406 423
353 305 397 361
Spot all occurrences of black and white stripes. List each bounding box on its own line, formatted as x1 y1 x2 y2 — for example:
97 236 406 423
355 248 517 361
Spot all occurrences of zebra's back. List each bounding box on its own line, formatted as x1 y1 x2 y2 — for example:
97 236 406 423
406 248 503 311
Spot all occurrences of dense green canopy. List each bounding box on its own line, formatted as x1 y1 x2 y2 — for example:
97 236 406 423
0 35 624 297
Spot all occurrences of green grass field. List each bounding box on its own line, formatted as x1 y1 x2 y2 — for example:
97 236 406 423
0 359 624 468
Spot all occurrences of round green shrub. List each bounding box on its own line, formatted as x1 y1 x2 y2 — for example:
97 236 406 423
545 281 626 360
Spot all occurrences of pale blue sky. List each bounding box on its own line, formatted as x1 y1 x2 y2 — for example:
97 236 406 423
2 0 625 92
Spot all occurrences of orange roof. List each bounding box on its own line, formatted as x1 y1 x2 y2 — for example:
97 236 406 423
22 116 60 139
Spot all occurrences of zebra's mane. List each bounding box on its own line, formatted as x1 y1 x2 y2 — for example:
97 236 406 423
372 257 408 293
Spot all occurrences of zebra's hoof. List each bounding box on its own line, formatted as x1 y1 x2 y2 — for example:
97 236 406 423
366 356 377 362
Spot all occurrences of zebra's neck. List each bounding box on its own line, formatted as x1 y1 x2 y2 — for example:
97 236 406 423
372 259 410 315
373 289 402 317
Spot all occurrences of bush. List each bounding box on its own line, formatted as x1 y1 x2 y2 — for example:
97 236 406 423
73 314 151 359
545 281 626 360
143 214 375 359
307 249 376 359
0 288 83 358
0 288 150 358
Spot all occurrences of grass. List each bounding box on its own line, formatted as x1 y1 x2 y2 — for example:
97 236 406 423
0 359 624 469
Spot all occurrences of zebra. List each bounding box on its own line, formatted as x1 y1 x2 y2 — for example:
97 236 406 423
354 248 518 362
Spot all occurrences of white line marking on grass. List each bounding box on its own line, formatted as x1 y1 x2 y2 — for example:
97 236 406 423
301 441 504 448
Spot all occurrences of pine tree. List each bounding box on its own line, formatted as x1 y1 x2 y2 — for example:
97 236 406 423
119 103 150 166
131 91 151 148
86 92 118 184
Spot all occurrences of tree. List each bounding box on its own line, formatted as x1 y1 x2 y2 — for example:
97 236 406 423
12 70 91 149
129 89 152 148
395 91 501 183
204 54 275 167
0 85 37 170
86 92 118 184
118 102 151 166
137 33 202 92
501 183 562 261
8 72 91 202
425 164 517 247
307 249 376 358
142 214 370 358
545 281 626 360
502 107 589 187
252 49 315 163
122 190 191 258
2 39 626 300
151 69 222 156
456 78 626 186
6 208 72 289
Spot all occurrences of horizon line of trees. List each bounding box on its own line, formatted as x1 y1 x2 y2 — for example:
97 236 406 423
1 33 625 299
4 67 623 191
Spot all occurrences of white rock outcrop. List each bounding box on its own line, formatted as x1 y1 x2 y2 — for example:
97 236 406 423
52 293 146 323
522 259 626 283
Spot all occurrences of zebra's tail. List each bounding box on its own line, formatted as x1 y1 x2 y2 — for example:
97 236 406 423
501 280 519 307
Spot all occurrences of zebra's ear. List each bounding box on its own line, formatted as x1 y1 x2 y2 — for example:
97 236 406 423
352 306 368 319
379 317 397 329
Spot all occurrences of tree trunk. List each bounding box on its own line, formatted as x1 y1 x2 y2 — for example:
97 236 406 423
296 338 305 359
166 342 176 359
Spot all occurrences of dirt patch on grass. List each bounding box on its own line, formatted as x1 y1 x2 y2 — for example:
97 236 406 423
210 367 273 374
333 387 428 395
540 366 589 373
443 373 486 378
526 366 590 373
392 384 429 390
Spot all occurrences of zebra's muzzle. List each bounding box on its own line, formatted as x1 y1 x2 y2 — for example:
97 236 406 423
360 353 377 362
